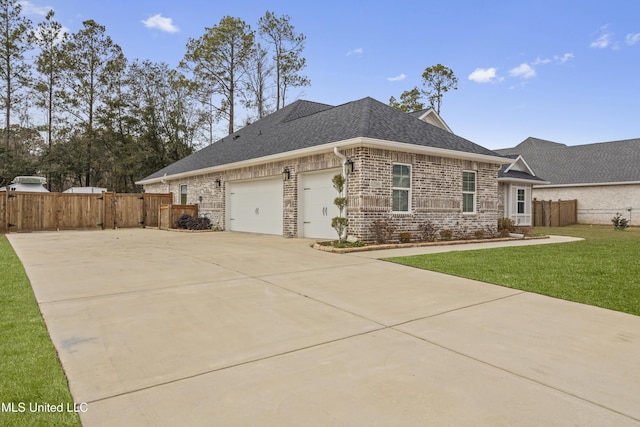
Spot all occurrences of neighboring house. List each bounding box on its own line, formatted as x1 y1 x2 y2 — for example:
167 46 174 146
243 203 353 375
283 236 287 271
0 176 49 192
496 137 640 226
63 187 107 194
137 97 511 241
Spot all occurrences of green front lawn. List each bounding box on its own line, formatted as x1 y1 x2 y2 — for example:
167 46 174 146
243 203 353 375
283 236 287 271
387 225 640 316
0 236 81 426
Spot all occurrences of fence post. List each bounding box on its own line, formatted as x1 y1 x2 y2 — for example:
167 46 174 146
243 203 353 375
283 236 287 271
0 191 6 233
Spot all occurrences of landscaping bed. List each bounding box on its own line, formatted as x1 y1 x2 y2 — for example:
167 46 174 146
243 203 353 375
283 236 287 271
313 235 548 254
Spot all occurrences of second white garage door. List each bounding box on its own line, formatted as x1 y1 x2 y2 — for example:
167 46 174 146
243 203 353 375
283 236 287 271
300 169 341 239
228 178 283 235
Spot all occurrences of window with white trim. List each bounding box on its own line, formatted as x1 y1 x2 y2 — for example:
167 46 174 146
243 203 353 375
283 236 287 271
462 171 476 214
392 164 411 212
517 188 526 214
180 184 187 205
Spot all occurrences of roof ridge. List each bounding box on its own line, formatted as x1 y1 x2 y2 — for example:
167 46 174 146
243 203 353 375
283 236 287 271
281 100 334 123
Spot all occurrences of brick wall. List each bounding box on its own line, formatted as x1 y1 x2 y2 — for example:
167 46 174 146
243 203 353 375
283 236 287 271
143 146 501 240
347 147 500 242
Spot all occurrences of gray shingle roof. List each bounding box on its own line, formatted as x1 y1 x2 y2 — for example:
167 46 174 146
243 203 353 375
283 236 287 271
495 136 640 185
498 167 547 182
140 97 504 182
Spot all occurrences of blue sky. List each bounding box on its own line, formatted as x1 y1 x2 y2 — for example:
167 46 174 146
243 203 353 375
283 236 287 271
19 0 640 149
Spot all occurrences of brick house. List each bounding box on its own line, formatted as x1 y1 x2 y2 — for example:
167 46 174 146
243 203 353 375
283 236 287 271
496 137 640 226
137 97 511 241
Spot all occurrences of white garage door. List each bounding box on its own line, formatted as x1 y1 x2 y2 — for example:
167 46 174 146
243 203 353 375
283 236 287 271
300 169 341 239
228 178 283 235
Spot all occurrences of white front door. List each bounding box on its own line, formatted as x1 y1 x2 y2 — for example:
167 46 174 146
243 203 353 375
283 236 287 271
300 170 341 239
228 178 283 235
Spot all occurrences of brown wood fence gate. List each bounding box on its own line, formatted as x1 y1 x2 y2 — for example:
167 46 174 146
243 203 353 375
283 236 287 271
0 191 172 233
532 199 578 227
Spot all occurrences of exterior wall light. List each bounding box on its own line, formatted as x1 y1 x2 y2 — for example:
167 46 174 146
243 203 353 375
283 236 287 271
215 178 221 187
282 167 290 181
345 159 355 174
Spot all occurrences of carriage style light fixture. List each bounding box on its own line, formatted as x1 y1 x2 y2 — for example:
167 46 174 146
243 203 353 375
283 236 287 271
345 158 355 174
215 178 221 187
282 167 291 181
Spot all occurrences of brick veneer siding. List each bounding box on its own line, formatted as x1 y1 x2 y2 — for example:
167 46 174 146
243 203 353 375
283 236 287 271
143 147 501 240
347 147 500 242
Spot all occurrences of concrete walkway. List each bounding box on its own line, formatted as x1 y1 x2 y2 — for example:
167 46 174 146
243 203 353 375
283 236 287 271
7 230 640 426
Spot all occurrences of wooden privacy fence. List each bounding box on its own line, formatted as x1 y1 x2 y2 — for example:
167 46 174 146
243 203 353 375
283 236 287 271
0 191 172 233
158 204 199 230
533 199 578 227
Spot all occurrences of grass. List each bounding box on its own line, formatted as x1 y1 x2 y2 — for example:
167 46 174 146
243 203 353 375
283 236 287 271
387 225 640 316
0 235 81 426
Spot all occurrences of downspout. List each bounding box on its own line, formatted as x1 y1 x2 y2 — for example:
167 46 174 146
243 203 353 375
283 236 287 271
333 147 348 240
161 173 169 194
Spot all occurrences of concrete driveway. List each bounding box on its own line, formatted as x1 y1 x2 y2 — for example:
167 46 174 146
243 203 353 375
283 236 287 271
7 229 640 426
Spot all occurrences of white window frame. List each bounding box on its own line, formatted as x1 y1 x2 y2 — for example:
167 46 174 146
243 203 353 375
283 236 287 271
392 163 412 213
517 187 526 214
179 184 187 205
462 170 476 214
510 185 532 225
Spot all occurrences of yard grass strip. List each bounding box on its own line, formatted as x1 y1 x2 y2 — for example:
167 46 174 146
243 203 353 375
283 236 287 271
0 236 81 426
386 225 640 316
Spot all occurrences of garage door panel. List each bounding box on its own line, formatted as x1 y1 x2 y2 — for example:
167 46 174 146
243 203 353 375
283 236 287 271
229 179 283 235
300 170 341 239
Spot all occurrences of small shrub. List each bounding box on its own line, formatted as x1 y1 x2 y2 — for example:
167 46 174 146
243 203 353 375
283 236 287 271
485 225 498 238
369 217 397 244
175 214 192 229
474 229 485 240
419 221 438 242
439 229 453 241
498 217 516 233
331 174 348 243
612 213 629 231
399 232 412 243
499 228 511 237
175 214 212 230
516 226 534 237
458 225 470 240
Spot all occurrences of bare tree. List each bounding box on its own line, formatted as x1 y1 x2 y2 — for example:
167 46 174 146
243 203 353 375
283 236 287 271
258 11 309 110
182 16 254 135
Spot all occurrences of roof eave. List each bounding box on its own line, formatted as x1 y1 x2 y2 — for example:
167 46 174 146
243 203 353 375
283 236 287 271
534 180 640 189
499 177 550 185
137 137 511 185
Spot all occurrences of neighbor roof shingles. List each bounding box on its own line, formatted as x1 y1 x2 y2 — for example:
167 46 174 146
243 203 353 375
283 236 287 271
496 137 640 185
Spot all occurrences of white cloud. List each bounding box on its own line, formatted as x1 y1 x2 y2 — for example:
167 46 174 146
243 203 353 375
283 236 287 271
626 33 640 46
509 63 536 79
18 1 51 16
554 53 574 63
387 73 406 82
346 48 363 56
532 57 551 65
591 25 612 48
142 14 179 34
468 67 501 83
